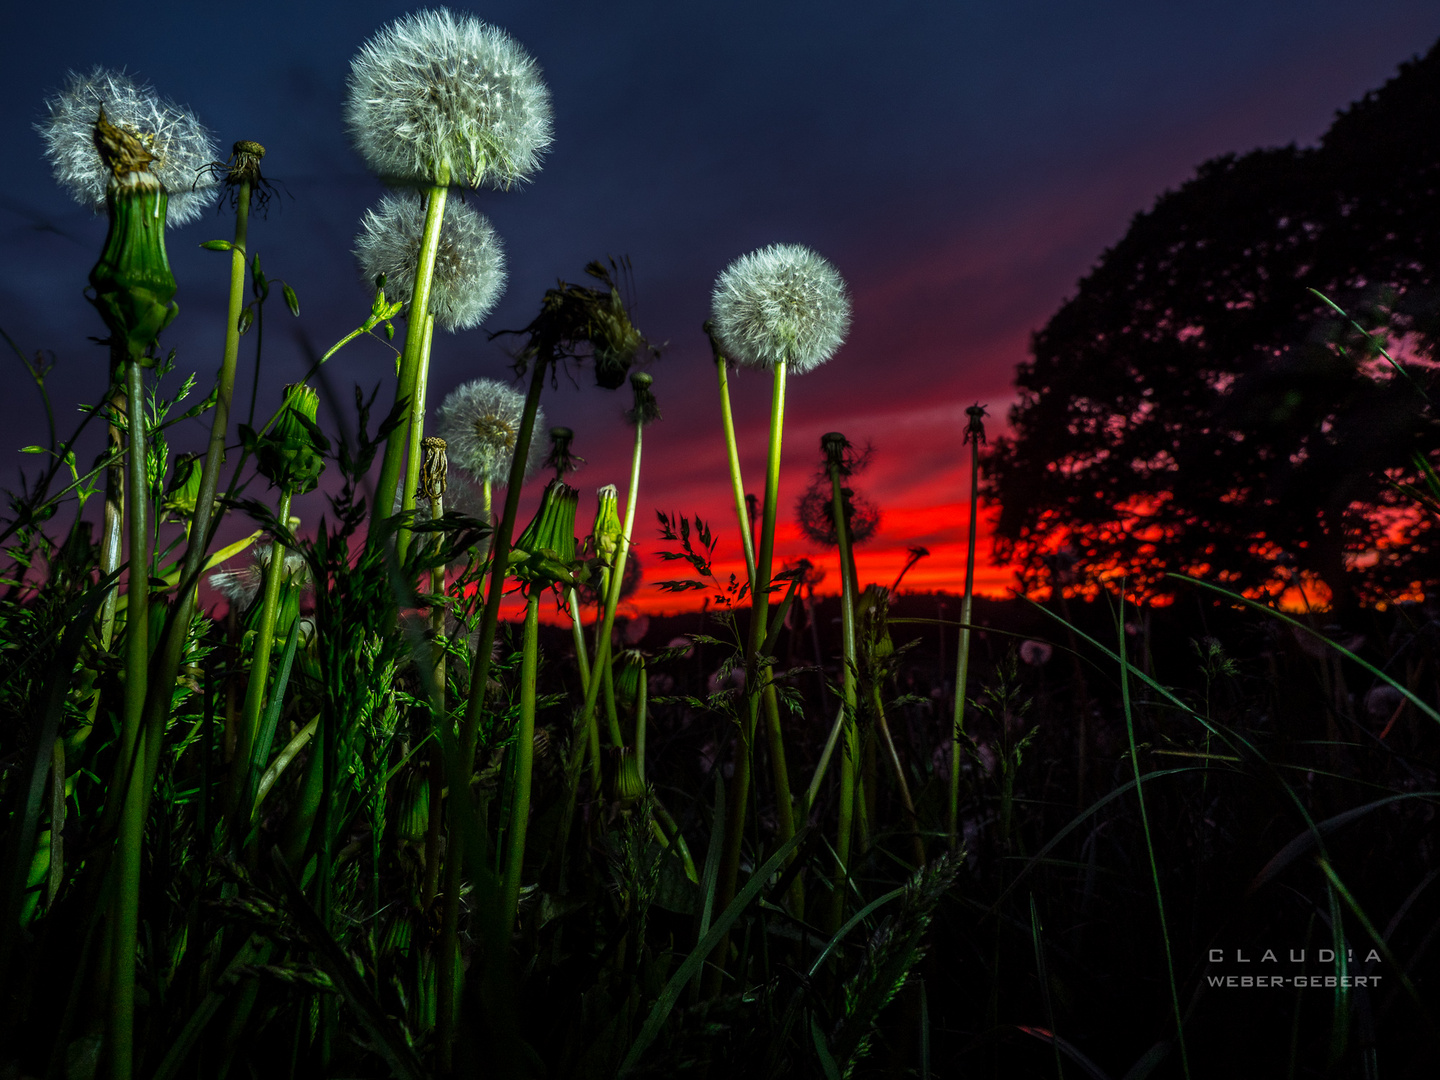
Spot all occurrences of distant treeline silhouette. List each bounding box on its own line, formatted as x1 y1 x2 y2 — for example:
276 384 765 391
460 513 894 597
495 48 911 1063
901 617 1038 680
989 38 1440 611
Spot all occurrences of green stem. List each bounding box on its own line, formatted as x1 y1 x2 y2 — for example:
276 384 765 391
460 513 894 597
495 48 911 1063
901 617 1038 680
949 434 980 851
109 358 150 1080
397 314 436 564
230 490 293 829
97 355 125 652
716 358 757 584
1118 588 1191 1080
437 352 547 1064
373 183 448 551
500 592 540 938
827 456 859 933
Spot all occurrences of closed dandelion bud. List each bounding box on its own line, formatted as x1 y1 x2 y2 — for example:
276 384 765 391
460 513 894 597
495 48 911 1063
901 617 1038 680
591 484 623 571
711 243 851 374
355 194 506 332
345 8 553 189
435 378 545 486
615 746 646 807
251 384 328 495
395 768 430 845
625 371 661 427
420 436 448 502
510 479 579 587
614 649 645 714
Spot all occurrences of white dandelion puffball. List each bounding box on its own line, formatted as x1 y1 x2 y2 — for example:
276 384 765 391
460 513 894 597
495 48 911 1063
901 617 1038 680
435 379 546 486
38 67 218 226
355 193 506 332
345 8 553 189
710 243 852 374
209 544 309 611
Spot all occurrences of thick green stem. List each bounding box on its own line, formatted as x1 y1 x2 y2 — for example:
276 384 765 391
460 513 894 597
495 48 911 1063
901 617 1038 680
716 358 799 906
373 183 448 550
229 490 293 827
500 592 540 938
828 457 860 933
397 314 437 564
109 358 150 1080
948 438 980 851
437 354 546 1063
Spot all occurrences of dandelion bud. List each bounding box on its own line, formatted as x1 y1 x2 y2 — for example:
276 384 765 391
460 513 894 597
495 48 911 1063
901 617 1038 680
510 479 579 587
38 67 218 225
711 243 851 374
591 485 623 571
355 194 506 332
614 746 646 808
250 383 328 495
434 378 545 486
965 403 989 445
614 649 645 714
345 8 553 189
625 372 661 427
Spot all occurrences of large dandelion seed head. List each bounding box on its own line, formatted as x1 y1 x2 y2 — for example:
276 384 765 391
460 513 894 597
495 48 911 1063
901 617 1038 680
435 378 546 485
710 243 851 375
38 67 218 226
355 193 506 332
345 8 553 189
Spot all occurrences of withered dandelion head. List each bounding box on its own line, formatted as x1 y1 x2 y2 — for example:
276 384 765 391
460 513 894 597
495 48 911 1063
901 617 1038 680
38 67 218 224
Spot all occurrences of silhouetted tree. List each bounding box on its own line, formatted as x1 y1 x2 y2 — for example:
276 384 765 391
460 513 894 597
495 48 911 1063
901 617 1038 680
987 39 1440 610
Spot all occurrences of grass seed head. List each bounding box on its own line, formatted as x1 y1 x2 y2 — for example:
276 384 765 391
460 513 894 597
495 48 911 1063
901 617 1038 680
345 8 552 188
711 243 851 374
355 193 506 332
434 377 545 486
38 67 217 225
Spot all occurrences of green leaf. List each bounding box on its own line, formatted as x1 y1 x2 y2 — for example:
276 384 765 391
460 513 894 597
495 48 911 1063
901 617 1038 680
200 239 232 251
19 446 45 454
282 283 300 317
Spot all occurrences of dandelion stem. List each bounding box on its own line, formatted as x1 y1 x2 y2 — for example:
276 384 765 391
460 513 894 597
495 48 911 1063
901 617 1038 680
438 349 546 1063
500 591 540 938
827 449 860 933
107 356 151 1080
949 428 981 851
397 313 436 564
230 491 292 830
374 181 448 554
715 357 756 583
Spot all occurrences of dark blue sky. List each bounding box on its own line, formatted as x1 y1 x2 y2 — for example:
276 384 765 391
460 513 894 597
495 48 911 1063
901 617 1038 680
3 1 1439 607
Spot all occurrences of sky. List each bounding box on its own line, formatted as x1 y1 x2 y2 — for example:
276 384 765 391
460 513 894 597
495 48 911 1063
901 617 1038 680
3 0 1439 619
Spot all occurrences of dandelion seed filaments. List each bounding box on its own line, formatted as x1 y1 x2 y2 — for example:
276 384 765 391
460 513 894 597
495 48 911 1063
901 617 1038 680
355 194 506 332
345 8 553 189
38 67 218 225
435 379 546 486
710 243 851 374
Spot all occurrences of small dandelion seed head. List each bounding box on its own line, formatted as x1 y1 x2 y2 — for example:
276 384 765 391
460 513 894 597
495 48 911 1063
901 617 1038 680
345 8 553 189
354 193 506 333
710 243 851 375
434 378 545 486
38 67 218 226
208 544 308 611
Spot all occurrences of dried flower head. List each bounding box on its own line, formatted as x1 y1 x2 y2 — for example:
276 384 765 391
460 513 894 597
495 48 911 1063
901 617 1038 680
345 8 553 188
38 67 218 225
797 477 880 548
355 193 506 332
434 378 545 485
209 544 309 611
710 243 851 374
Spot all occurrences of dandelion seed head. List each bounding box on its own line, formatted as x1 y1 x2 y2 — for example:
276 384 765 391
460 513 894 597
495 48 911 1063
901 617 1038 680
711 243 851 375
38 67 218 225
355 193 506 332
208 544 308 611
435 378 546 486
345 8 553 189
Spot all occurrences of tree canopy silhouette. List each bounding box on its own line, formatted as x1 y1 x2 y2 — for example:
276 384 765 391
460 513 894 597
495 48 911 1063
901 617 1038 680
987 39 1440 610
